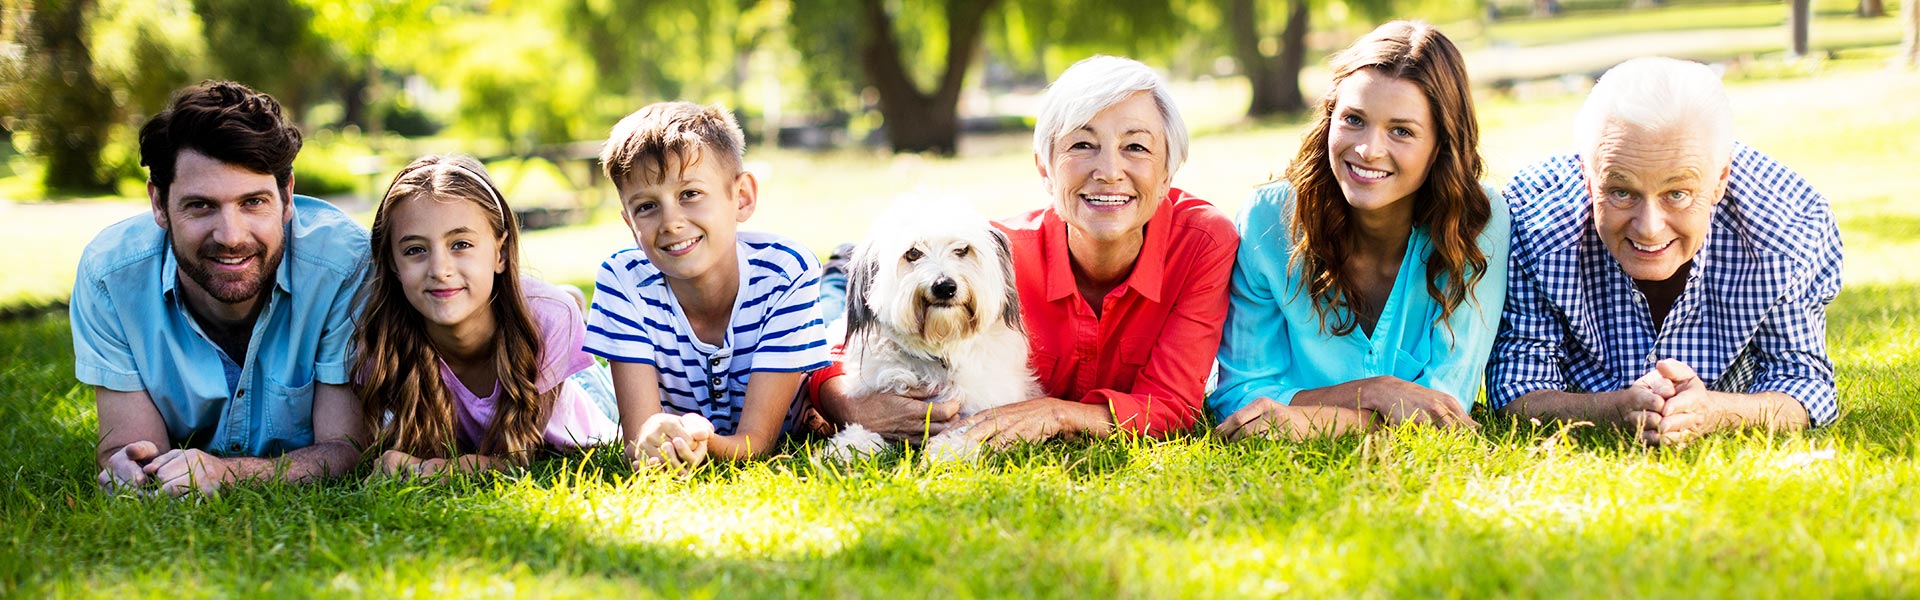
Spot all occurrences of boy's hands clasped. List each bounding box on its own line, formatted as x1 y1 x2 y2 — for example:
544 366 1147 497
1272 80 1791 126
629 412 716 472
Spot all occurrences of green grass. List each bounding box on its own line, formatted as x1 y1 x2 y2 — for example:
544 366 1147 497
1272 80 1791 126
1481 0 1899 48
3 278 1918 597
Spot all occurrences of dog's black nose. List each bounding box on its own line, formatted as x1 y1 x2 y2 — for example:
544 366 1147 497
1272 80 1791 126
930 277 958 300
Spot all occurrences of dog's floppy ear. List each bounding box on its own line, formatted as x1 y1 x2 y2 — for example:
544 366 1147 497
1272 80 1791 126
843 242 880 346
990 227 1025 333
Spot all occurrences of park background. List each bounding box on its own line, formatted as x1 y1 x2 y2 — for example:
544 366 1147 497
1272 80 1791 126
2 0 1919 597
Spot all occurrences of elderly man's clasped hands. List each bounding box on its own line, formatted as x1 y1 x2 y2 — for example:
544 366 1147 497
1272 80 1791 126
1621 359 1718 447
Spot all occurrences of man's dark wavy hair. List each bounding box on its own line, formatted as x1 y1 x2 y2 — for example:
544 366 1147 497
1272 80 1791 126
139 80 303 203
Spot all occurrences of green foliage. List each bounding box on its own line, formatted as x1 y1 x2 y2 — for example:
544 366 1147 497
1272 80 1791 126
4 0 118 193
435 11 600 148
290 129 368 198
191 0 337 116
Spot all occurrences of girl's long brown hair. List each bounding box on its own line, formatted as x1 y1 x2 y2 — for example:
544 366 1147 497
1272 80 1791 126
1285 20 1491 336
352 155 552 462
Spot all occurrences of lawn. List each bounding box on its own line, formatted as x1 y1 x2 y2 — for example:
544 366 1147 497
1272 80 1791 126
5 31 1920 600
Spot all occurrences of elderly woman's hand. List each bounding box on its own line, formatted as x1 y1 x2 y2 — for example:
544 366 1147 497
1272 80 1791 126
957 398 1114 450
818 375 962 442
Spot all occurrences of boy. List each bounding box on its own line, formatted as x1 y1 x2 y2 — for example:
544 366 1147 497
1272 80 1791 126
585 102 830 470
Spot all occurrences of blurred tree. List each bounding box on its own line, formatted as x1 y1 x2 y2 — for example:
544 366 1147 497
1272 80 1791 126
192 0 337 118
1904 0 1918 66
300 0 437 132
1230 0 1311 116
435 9 600 149
1226 0 1403 117
790 0 1181 155
556 0 780 111
1789 0 1810 56
1858 0 1883 18
4 0 118 192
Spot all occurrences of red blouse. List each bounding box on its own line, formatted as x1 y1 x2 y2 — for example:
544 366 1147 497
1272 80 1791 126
997 188 1238 436
810 188 1238 437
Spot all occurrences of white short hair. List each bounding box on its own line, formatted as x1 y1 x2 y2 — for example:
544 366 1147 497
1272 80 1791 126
1032 55 1190 176
1574 57 1734 167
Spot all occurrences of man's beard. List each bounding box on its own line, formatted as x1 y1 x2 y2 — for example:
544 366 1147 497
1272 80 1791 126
174 237 285 305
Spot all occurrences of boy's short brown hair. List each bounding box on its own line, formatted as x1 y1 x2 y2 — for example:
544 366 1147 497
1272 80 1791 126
599 102 747 189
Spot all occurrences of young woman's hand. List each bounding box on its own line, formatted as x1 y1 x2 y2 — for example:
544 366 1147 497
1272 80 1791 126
1215 399 1313 441
1357 376 1479 429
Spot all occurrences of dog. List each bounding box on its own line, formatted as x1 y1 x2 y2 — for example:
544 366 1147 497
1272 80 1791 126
825 199 1042 462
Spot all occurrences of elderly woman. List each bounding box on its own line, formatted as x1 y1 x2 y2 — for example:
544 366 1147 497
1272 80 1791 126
811 55 1239 446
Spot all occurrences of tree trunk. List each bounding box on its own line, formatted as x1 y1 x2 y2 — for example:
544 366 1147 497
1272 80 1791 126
1233 0 1310 117
1905 0 1920 66
858 0 998 155
339 71 372 132
32 0 118 194
1789 0 1812 57
1859 0 1885 17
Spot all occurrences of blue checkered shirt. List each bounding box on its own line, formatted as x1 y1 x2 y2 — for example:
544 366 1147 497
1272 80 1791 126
1487 143 1843 426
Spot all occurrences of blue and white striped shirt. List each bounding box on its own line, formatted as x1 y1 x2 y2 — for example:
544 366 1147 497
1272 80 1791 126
1487 143 1843 425
584 231 831 435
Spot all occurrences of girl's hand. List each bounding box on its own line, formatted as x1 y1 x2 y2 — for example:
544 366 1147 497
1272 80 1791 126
373 449 424 478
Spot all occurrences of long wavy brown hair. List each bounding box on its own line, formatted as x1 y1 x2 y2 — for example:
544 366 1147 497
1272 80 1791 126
353 155 552 462
1285 20 1491 336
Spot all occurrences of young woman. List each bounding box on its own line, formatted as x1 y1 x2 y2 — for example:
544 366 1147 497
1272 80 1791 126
354 155 618 476
1208 21 1511 441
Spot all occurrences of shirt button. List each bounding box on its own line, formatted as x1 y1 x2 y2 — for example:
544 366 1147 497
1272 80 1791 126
710 376 724 387
1646 352 1658 365
227 443 242 454
236 389 245 398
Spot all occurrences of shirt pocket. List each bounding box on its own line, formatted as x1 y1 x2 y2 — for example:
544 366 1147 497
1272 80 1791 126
1028 351 1063 396
1108 336 1156 393
1391 345 1431 384
262 374 316 450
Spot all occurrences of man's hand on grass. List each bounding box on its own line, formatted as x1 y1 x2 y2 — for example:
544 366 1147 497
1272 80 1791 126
97 440 160 493
1651 359 1714 447
144 448 233 497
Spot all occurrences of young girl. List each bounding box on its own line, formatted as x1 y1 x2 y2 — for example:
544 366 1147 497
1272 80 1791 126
354 155 619 476
1208 21 1511 441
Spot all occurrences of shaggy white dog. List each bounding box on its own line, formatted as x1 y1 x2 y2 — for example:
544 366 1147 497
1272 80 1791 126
826 200 1041 462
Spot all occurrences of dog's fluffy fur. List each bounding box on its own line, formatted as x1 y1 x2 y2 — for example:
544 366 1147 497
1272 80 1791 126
826 200 1041 462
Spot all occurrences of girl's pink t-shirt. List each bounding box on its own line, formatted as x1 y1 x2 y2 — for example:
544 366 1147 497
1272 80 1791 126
442 277 617 450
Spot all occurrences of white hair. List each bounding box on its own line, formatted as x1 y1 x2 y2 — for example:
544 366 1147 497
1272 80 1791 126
1574 57 1734 167
1032 55 1190 176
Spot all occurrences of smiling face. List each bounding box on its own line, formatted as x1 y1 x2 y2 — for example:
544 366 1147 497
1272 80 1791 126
618 150 756 287
153 149 292 316
386 194 506 331
1326 68 1438 216
1038 91 1171 245
1585 122 1728 281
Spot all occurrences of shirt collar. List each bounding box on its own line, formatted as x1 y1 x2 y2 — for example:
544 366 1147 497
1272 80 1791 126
1038 188 1176 304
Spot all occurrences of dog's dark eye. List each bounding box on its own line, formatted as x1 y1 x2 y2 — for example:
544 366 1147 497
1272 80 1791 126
904 248 923 262
953 246 970 258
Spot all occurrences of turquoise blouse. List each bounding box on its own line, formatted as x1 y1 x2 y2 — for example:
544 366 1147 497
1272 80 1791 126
1206 182 1511 419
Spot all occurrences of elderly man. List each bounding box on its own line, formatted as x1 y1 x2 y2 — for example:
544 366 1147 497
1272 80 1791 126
1488 57 1843 445
72 81 371 495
